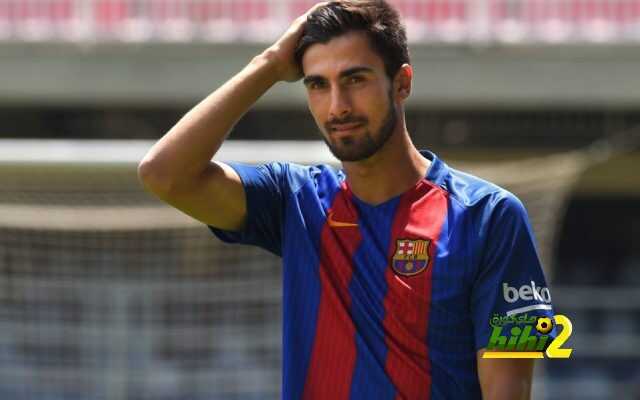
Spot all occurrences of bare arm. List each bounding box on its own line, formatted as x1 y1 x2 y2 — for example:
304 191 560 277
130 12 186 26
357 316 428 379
138 3 326 231
477 349 535 400
138 54 280 231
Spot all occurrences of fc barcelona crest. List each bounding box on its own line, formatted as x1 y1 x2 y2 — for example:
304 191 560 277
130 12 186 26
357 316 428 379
392 239 430 276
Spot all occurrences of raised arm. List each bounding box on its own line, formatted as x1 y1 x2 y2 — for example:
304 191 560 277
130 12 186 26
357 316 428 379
137 3 326 231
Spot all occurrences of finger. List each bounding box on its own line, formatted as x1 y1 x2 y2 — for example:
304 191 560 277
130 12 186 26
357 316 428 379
297 1 330 22
306 1 330 15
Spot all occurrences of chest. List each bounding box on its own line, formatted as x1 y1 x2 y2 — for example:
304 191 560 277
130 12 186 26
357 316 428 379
283 184 473 325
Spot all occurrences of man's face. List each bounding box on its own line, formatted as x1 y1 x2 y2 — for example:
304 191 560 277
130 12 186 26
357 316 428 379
301 31 398 162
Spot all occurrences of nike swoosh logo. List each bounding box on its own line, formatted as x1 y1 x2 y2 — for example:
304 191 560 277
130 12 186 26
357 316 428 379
327 210 358 228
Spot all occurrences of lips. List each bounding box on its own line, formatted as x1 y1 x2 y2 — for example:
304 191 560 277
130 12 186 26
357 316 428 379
331 122 364 132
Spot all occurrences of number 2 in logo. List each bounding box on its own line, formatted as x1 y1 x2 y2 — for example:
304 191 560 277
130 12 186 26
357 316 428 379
545 315 573 359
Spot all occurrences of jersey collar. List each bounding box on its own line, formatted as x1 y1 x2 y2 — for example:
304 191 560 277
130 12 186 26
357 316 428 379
420 149 449 190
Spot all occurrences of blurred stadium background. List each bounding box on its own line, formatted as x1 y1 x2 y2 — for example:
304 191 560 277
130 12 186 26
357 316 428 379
1 0 640 399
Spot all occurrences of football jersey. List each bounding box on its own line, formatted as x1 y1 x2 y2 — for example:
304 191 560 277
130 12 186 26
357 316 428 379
209 150 555 399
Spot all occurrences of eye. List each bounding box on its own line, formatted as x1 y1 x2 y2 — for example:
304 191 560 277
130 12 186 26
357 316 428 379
348 75 364 84
308 81 327 90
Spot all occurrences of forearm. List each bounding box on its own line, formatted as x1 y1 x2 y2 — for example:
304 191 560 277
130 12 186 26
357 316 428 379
477 352 534 400
482 380 531 400
139 51 280 190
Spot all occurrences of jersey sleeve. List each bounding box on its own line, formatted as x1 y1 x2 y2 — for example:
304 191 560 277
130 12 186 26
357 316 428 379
207 161 288 256
470 192 556 351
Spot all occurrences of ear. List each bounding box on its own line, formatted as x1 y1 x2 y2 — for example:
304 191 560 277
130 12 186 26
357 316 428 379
393 64 413 100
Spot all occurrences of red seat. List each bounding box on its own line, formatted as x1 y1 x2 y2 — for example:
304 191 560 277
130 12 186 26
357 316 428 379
94 0 129 28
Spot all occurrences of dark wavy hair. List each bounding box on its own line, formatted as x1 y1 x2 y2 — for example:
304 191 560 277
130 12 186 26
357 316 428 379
294 0 410 81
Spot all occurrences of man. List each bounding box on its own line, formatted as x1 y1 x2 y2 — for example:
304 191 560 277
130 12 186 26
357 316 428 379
139 1 555 398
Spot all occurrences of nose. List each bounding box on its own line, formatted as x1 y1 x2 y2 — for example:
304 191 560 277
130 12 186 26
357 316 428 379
328 86 352 121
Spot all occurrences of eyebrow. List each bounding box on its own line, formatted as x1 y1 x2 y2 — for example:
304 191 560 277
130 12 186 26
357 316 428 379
302 66 374 86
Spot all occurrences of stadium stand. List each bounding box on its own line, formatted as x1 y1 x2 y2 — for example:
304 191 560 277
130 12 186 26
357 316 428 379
1 0 640 42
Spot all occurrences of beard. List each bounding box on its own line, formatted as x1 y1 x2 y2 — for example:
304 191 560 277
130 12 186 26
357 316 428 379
321 91 398 162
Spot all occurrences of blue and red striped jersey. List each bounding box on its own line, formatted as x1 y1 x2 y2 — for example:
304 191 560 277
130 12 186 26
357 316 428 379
209 150 555 399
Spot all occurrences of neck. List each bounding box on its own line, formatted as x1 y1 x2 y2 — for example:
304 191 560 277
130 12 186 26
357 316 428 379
342 120 430 206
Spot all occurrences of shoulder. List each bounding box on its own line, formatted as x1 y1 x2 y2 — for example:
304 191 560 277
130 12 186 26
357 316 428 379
246 161 343 194
440 164 528 221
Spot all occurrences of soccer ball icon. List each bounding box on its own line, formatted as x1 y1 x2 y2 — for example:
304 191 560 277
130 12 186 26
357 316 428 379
536 317 553 334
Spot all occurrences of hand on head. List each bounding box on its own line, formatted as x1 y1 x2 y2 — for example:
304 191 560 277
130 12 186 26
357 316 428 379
263 2 330 83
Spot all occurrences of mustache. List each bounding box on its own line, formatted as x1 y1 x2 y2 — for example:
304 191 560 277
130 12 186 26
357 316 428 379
325 116 368 131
